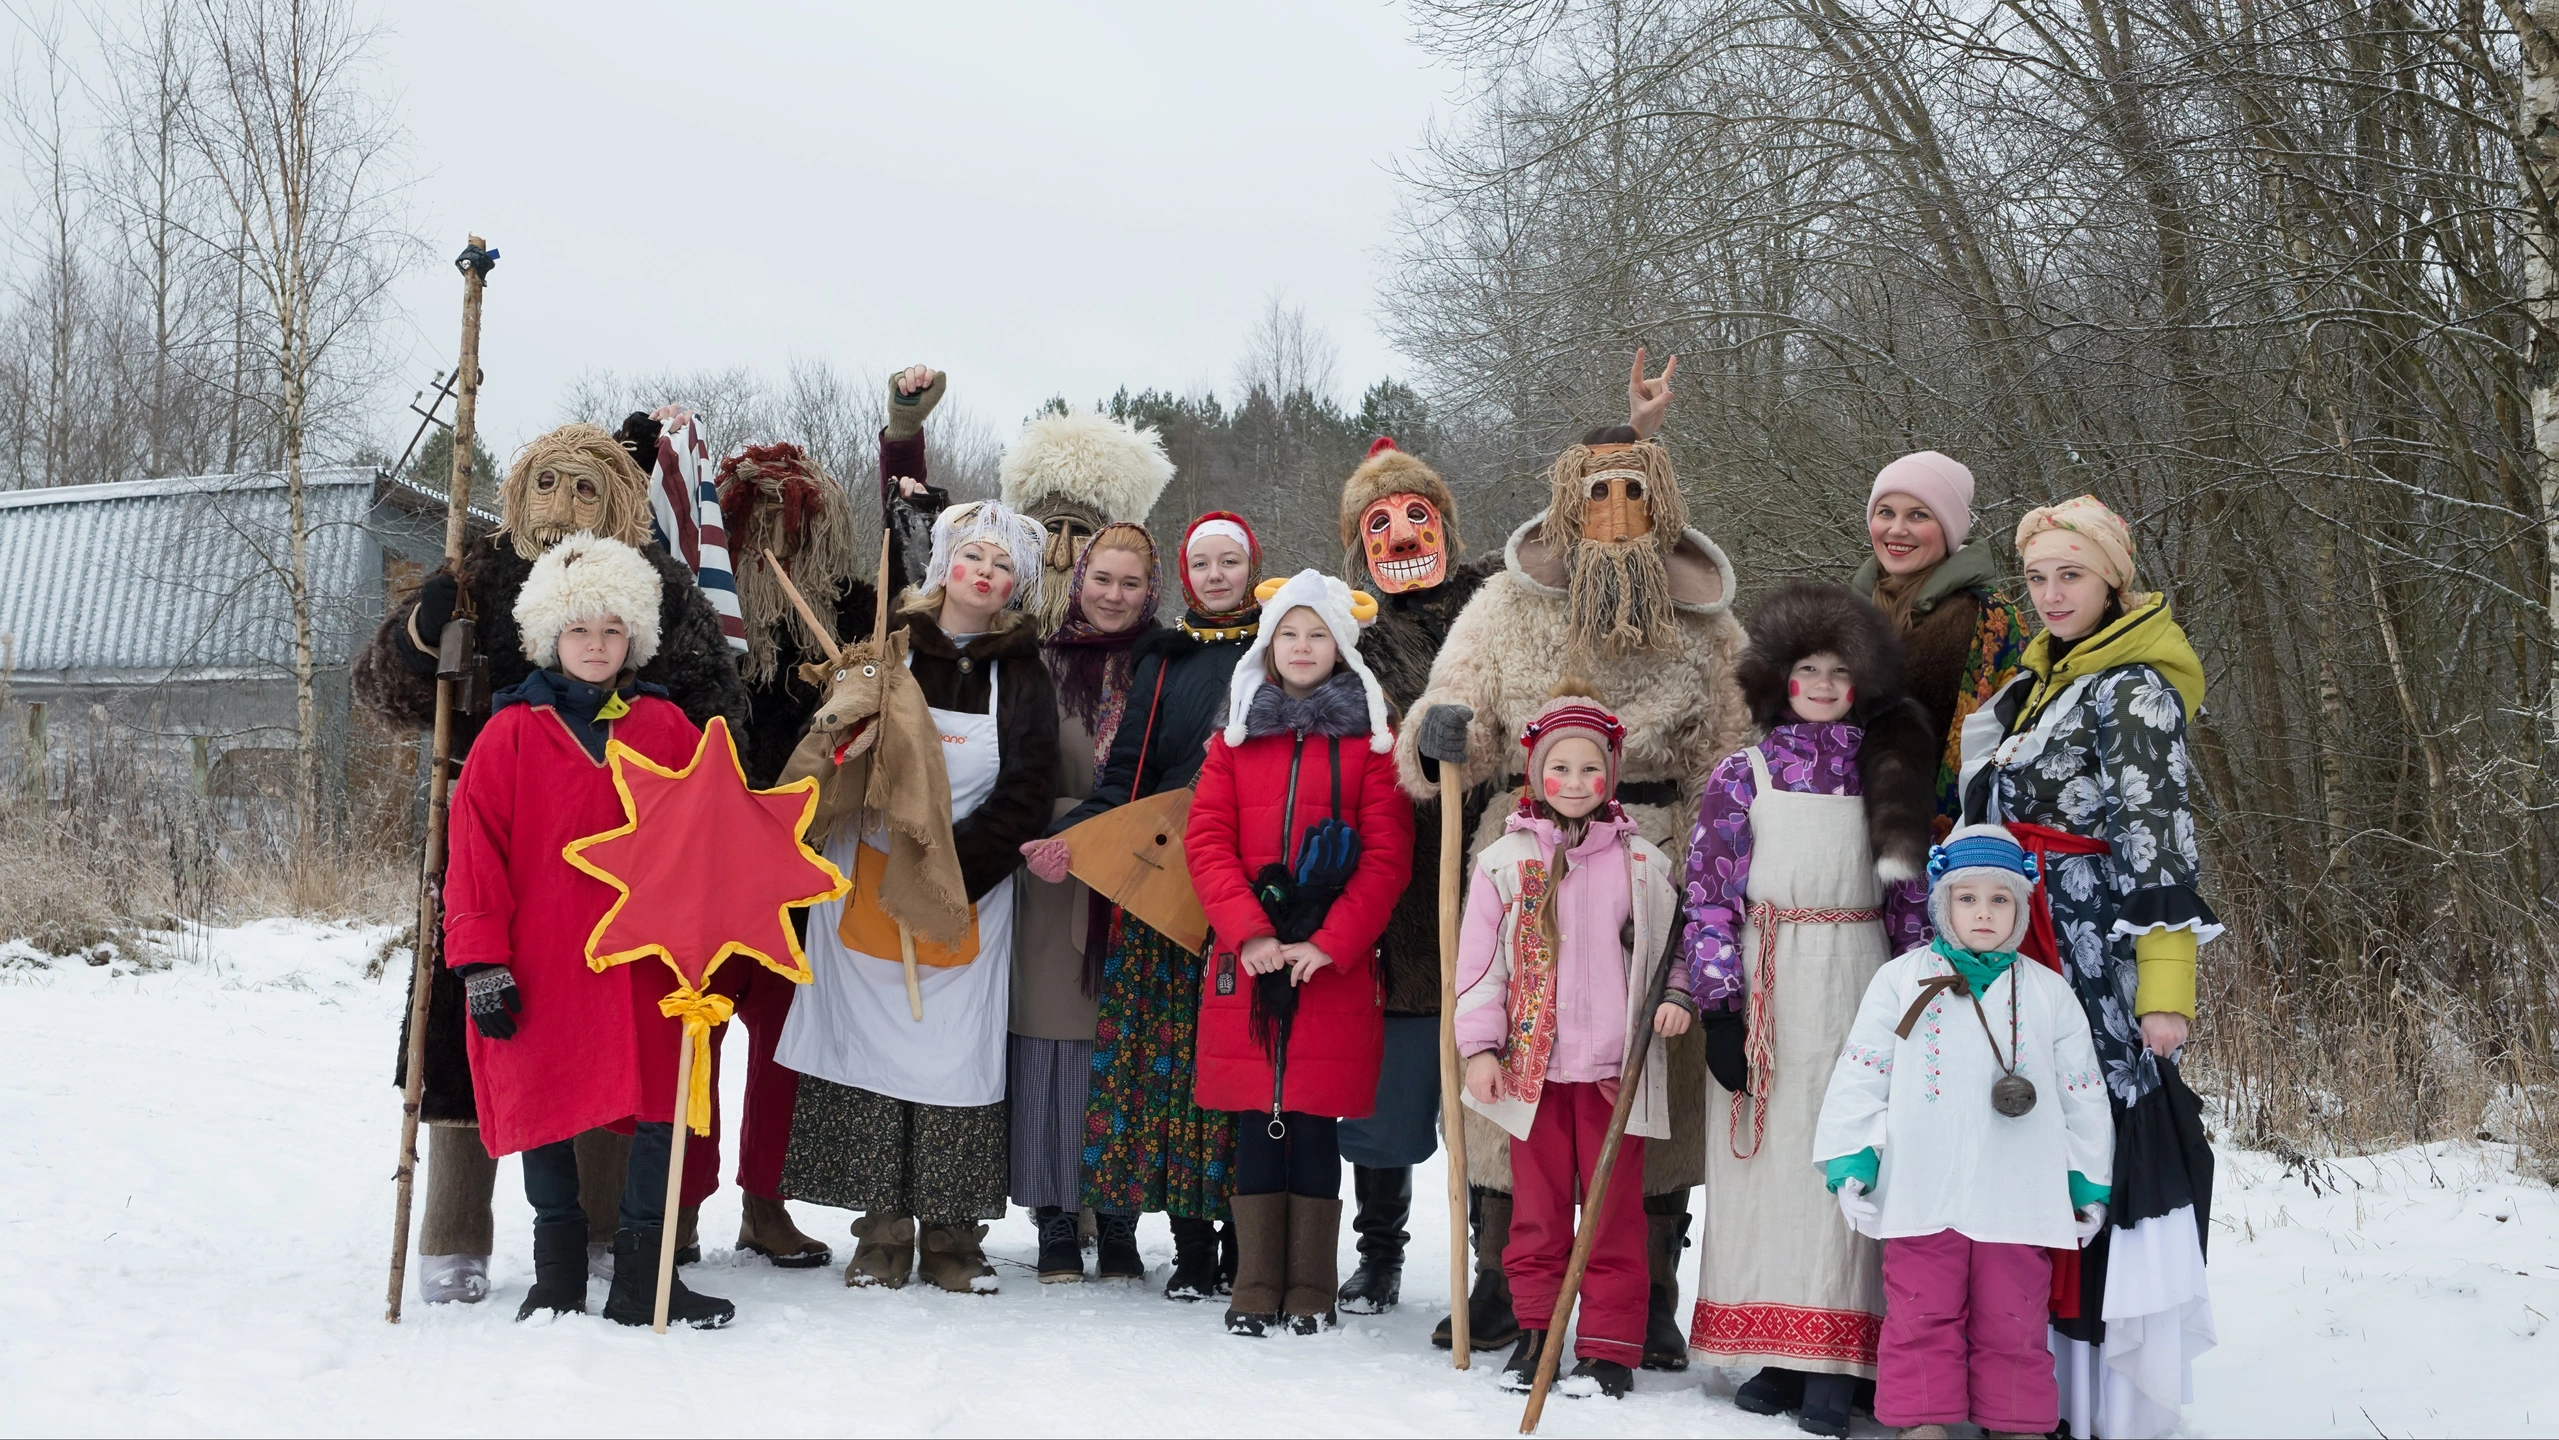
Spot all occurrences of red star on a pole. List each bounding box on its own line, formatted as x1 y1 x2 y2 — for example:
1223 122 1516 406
562 716 850 992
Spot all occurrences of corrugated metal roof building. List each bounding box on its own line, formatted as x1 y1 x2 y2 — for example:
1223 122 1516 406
0 467 471 820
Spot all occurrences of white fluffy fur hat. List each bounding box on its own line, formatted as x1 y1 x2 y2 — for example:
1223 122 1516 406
1222 569 1393 754
513 531 663 669
998 409 1175 525
918 499 1046 613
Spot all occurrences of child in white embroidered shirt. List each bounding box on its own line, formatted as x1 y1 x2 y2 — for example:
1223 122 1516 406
1812 823 2112 1437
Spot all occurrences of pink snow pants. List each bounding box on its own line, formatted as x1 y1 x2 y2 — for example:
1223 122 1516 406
1505 1081 1649 1367
1877 1230 2057 1432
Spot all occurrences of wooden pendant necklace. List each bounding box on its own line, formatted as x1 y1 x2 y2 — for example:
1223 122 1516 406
1969 969 2036 1117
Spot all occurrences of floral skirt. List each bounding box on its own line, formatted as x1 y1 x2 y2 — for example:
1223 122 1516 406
779 1077 1007 1226
1080 912 1234 1220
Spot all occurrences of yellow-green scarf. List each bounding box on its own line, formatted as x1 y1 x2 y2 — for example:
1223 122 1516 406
2017 597 2205 725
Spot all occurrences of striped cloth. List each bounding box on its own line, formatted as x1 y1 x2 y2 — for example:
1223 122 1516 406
644 411 746 653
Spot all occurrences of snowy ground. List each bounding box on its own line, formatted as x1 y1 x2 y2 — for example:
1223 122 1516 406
4 921 2556 1438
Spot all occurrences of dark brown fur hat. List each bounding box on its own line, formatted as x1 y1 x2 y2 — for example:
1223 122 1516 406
1740 581 1936 881
1338 437 1461 570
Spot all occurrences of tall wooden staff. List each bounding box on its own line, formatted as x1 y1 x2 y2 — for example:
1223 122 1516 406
1437 762 1472 1366
386 235 495 1323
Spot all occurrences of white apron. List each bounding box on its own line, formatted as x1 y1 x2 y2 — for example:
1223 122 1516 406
1690 746 1889 1376
777 660 1014 1109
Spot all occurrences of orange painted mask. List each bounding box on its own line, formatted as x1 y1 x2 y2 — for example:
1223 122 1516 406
1361 491 1448 593
1579 466 1654 544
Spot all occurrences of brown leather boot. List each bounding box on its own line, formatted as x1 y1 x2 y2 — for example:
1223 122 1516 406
738 1193 831 1268
845 1212 914 1288
917 1222 997 1294
1224 1192 1288 1336
1282 1193 1343 1334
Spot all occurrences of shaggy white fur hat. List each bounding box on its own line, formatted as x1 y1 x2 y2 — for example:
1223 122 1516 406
999 409 1175 525
918 499 1046 613
1222 569 1392 754
513 531 663 669
1926 823 2039 953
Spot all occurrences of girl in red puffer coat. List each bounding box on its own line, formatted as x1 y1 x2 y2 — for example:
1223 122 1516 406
1188 569 1415 1338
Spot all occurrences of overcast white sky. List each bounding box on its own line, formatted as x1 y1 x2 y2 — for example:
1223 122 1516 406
377 0 1456 458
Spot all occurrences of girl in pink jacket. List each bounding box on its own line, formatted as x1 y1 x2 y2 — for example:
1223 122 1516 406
1453 693 1693 1399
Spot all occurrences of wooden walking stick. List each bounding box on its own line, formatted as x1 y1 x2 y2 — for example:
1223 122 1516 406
387 235 495 1322
653 1032 695 1333
1437 757 1472 1366
1517 938 1679 1432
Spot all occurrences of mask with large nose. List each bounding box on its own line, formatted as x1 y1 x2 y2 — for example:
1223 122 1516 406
1361 491 1447 593
1578 467 1655 545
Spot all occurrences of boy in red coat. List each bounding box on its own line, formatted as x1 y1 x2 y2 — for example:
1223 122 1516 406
444 532 733 1329
1188 569 1415 1336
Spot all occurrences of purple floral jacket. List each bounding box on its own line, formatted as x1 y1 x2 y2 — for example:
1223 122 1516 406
1680 720 1929 1009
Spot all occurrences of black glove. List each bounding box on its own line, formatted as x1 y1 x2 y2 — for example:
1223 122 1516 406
1703 1007 1749 1095
1417 702 1474 782
460 963 521 1040
401 570 462 673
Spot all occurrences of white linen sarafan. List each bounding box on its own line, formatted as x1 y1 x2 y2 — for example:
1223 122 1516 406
1812 945 2113 1249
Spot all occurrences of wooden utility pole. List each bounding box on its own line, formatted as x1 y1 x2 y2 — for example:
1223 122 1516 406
386 235 494 1323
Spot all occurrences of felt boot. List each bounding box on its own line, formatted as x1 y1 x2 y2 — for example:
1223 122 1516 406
1164 1215 1222 1301
1337 1164 1409 1315
1281 1193 1342 1334
1797 1373 1854 1438
418 1253 488 1305
1561 1357 1636 1399
1499 1329 1550 1392
1432 1186 1521 1351
1034 1206 1084 1283
845 1211 914 1288
1735 1367 1807 1414
737 1192 830 1268
1224 1191 1287 1336
512 1221 587 1321
1094 1210 1145 1281
1642 1200 1692 1370
601 1226 733 1329
917 1221 998 1295
673 1204 700 1266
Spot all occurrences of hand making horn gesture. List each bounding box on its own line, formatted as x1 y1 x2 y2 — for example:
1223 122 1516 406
1628 346 1677 439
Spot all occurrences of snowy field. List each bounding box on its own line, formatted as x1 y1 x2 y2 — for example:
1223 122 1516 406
5 920 2556 1438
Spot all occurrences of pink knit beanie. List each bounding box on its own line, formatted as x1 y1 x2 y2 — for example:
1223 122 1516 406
1868 450 1975 551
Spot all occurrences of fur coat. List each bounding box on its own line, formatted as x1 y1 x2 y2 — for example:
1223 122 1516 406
362 534 746 1126
1366 554 1499 1016
1395 513 1752 1193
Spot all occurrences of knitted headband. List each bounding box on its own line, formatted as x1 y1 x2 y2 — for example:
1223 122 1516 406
1181 511 1261 614
1519 697 1626 806
1926 823 2038 951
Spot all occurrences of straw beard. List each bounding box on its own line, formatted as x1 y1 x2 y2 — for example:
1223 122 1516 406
498 424 652 562
1565 535 1681 657
1031 523 1083 636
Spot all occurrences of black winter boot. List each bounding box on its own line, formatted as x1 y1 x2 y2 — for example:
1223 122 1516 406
601 1226 734 1329
1797 1373 1854 1438
1093 1211 1144 1281
1217 1216 1238 1295
1641 1194 1693 1370
1562 1357 1636 1399
1733 1366 1807 1415
1498 1329 1551 1393
1164 1215 1222 1301
514 1219 589 1321
1337 1164 1410 1315
1432 1186 1522 1351
1034 1206 1084 1283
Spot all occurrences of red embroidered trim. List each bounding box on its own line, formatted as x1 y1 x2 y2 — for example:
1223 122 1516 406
1497 862 1556 1105
1687 1299 1881 1365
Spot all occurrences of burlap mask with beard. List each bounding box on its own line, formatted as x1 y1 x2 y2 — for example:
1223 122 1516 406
497 423 653 562
997 409 1176 637
716 441 861 686
1542 437 1690 656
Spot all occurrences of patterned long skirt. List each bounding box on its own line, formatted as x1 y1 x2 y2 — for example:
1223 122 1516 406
779 1077 1008 1226
1080 912 1234 1220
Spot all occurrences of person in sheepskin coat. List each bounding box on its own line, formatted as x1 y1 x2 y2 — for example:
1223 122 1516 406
1186 569 1415 1338
356 422 747 1307
442 532 733 1330
1680 580 1936 1437
1397 424 1750 1368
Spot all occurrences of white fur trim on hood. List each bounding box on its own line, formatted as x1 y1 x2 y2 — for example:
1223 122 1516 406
1223 569 1394 754
919 499 1046 613
998 409 1175 524
512 531 664 669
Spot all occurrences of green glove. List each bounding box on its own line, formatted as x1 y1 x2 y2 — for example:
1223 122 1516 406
886 368 947 440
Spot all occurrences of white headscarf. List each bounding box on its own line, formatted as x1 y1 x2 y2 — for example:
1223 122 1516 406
918 499 1046 613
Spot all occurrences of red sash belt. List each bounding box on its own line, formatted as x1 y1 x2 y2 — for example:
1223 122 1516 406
2005 820 2109 1322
